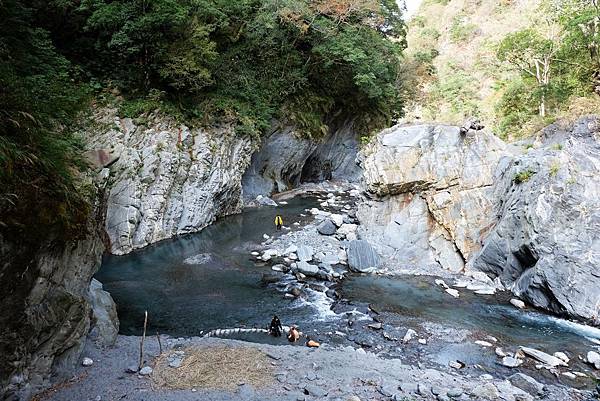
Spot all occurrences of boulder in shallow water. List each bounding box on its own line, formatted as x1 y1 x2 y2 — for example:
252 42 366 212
317 219 337 236
586 351 600 369
520 347 567 367
501 356 522 368
347 240 380 273
296 261 319 276
255 195 277 207
510 299 525 309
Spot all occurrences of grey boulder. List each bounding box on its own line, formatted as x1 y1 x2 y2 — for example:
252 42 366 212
317 219 337 236
347 240 381 273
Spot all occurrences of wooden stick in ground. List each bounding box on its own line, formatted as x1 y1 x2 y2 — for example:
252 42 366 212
156 331 163 355
138 310 148 370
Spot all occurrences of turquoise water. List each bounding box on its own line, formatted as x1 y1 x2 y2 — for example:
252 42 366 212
96 194 600 386
96 194 322 337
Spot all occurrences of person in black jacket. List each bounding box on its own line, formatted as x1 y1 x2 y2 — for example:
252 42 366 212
269 315 283 337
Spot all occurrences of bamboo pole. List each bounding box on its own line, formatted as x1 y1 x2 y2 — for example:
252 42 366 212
138 310 148 370
156 331 163 355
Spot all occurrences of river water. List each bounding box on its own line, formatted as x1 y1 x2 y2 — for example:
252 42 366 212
96 194 600 386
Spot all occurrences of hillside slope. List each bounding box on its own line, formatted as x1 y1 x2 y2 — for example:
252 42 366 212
403 0 600 138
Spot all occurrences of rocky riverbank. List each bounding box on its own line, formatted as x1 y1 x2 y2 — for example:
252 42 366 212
40 335 588 401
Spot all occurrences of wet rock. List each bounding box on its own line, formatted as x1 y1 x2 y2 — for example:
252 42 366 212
296 261 319 276
586 351 600 369
317 219 337 236
553 352 569 364
289 287 302 297
510 299 526 309
501 356 523 368
508 373 544 396
255 195 278 207
139 366 153 376
261 273 281 284
402 329 417 343
520 347 567 367
82 358 93 367
347 240 381 273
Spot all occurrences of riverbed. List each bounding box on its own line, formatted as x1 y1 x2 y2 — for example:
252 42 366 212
96 191 600 389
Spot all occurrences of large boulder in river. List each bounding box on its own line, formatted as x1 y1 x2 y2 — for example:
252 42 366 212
471 117 600 324
357 124 508 272
347 240 381 273
317 219 337 236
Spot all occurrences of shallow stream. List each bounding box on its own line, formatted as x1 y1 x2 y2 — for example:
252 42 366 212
96 193 600 387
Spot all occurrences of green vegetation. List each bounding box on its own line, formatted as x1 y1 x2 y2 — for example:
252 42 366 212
494 0 600 138
430 63 479 117
0 0 407 238
449 15 479 44
549 160 560 176
514 169 536 184
0 0 92 239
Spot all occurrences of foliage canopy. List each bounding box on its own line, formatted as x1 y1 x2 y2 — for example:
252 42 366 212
0 0 407 237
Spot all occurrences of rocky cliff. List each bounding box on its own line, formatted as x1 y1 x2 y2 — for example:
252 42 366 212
0 183 118 400
472 117 600 324
241 121 361 200
358 117 600 323
357 123 507 273
86 108 255 255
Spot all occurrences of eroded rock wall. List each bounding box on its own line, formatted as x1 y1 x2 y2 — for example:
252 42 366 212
471 117 600 324
241 121 361 200
0 190 117 400
87 108 255 255
357 123 508 273
358 117 600 323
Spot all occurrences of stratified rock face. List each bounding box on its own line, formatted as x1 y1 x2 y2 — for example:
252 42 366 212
241 121 361 199
87 108 254 255
241 126 317 198
358 124 508 272
471 117 600 324
88 279 119 347
0 209 106 399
